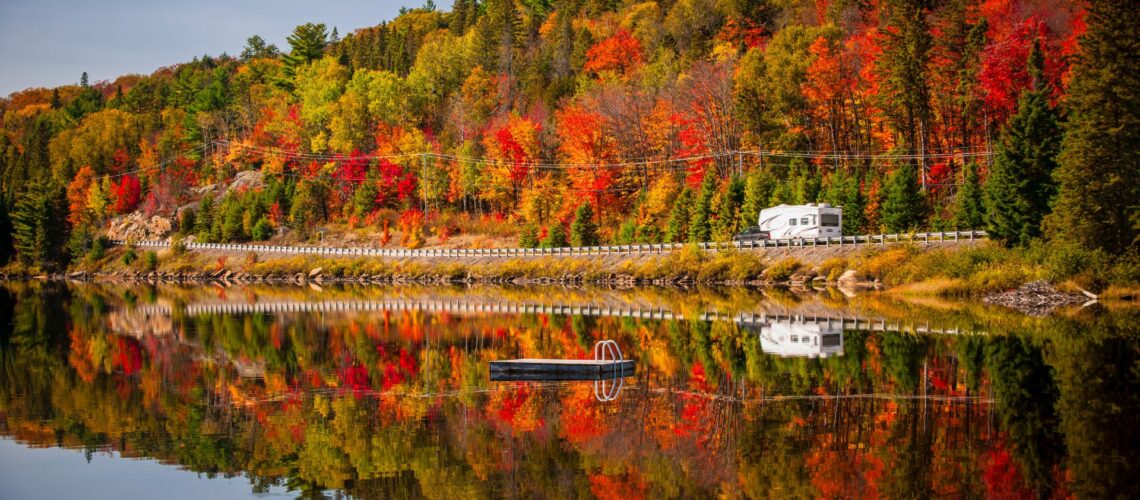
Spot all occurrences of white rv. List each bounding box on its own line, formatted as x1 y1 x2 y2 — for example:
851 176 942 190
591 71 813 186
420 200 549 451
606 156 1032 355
750 203 842 240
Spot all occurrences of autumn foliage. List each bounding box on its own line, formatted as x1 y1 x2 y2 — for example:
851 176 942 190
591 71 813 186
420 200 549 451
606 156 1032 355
0 0 1106 258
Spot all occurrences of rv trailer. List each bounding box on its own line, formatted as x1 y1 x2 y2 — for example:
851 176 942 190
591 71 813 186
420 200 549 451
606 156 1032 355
734 203 843 241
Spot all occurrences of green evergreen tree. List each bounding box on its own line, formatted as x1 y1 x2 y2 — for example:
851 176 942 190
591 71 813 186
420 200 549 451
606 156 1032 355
882 162 927 232
570 202 599 247
713 176 745 241
518 223 539 248
278 23 329 89
10 183 69 269
195 196 215 242
286 23 328 62
954 161 986 229
740 169 777 229
664 187 692 243
0 196 13 264
251 217 273 241
689 174 717 243
240 35 280 62
1045 0 1140 253
983 40 1060 246
821 169 866 235
877 0 934 159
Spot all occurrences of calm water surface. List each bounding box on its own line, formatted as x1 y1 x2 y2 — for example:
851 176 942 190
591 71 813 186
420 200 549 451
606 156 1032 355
1 282 1137 498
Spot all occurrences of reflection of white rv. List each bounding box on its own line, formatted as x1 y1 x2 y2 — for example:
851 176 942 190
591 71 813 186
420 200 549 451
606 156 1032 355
754 319 845 359
741 203 843 240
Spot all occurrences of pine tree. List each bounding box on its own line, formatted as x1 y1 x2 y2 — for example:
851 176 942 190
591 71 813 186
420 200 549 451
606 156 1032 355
740 169 776 229
882 162 927 232
954 161 986 230
1044 0 1140 253
240 35 279 62
689 174 717 243
821 169 866 235
195 195 215 242
279 23 329 89
0 195 13 264
878 0 934 162
286 23 328 62
664 187 692 243
983 40 1061 246
570 202 599 247
713 177 745 241
11 183 68 269
518 223 539 248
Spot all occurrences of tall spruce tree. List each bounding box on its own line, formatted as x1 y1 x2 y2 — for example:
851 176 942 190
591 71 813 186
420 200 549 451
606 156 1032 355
0 195 13 264
954 161 986 229
821 169 866 235
664 187 692 243
712 176 745 241
983 40 1060 246
878 0 934 165
278 23 329 89
882 162 927 232
1044 0 1140 253
740 169 776 229
570 202 599 247
689 174 717 243
10 183 68 269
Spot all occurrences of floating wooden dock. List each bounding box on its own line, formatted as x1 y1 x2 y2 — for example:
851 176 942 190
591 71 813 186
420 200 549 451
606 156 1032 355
490 359 635 381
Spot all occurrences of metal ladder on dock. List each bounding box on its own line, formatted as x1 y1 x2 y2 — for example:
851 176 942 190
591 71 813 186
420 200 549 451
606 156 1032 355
593 340 625 402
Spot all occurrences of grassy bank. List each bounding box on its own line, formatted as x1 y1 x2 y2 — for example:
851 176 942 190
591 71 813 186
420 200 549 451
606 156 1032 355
49 239 1138 298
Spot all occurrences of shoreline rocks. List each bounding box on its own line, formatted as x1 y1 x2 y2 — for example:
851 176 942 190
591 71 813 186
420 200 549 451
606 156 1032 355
1 268 881 289
982 280 1090 316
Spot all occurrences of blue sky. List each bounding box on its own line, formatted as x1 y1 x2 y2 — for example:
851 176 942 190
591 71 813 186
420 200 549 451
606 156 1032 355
0 0 423 96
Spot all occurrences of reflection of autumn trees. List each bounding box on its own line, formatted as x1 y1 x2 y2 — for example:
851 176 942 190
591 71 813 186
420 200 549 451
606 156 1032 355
2 285 1138 497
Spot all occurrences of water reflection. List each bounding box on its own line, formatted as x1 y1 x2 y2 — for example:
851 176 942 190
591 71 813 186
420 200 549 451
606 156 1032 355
0 282 1137 498
742 317 845 359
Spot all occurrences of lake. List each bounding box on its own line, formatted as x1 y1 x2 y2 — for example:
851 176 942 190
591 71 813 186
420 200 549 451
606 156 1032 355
1 282 1137 498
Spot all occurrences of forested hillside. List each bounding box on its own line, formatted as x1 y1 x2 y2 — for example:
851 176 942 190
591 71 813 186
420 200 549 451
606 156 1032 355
0 0 1135 273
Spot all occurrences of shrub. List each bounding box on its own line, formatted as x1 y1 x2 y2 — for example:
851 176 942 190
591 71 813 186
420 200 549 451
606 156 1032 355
87 237 107 261
252 217 274 241
144 251 158 271
243 252 258 270
818 257 849 281
764 257 803 281
122 249 137 265
170 238 187 256
858 247 915 280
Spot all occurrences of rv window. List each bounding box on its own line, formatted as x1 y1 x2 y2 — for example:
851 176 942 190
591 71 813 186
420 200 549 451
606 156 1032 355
789 218 797 226
800 217 809 225
821 214 840 227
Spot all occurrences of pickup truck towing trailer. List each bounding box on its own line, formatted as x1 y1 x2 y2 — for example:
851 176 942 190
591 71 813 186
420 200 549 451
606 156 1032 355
735 203 843 241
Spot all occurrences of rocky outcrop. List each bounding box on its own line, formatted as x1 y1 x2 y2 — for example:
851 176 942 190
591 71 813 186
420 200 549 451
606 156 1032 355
105 213 173 241
227 170 264 194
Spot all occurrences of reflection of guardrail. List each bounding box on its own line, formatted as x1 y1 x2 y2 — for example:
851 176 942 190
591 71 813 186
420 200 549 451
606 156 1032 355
129 299 980 336
109 230 987 259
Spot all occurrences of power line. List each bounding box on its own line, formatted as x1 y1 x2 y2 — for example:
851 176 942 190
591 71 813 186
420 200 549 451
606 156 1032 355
83 139 995 184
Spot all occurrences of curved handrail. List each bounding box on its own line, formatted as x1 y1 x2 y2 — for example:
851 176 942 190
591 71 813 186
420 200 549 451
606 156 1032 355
594 339 622 363
593 340 626 402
